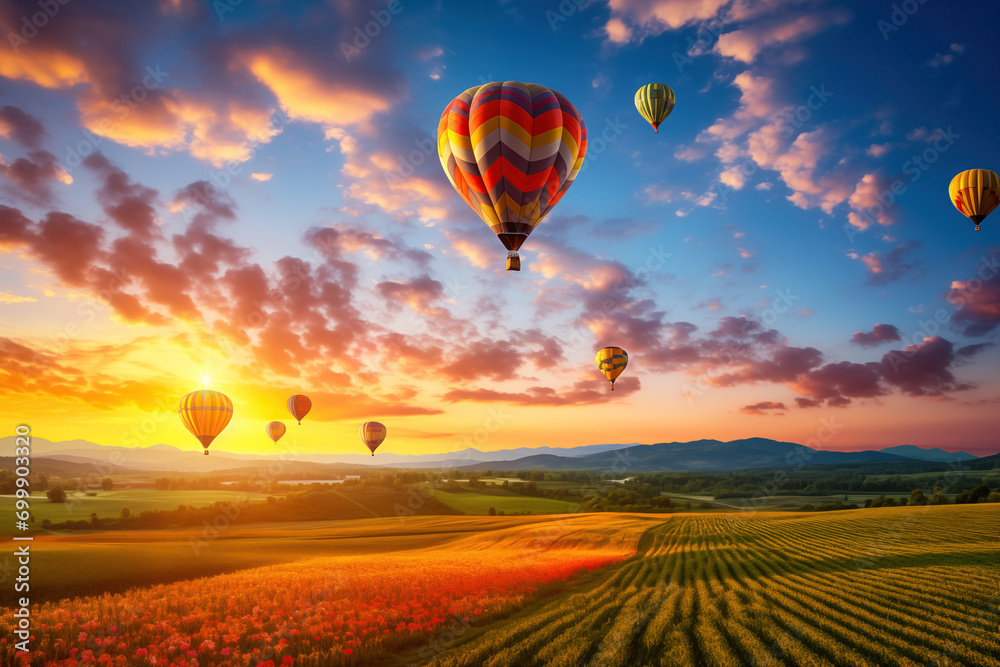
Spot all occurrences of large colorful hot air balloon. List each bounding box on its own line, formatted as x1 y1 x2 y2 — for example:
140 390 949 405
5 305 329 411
634 83 675 134
949 169 999 231
178 390 233 455
437 81 587 271
287 395 312 425
359 421 387 457
595 347 628 391
265 421 286 444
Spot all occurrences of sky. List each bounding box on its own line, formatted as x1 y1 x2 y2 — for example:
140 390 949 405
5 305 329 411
1 0 999 458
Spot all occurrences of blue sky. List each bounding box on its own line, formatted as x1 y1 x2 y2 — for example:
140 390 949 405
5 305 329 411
1 0 999 456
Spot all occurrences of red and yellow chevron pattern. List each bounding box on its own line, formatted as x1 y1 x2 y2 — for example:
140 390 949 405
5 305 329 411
438 81 587 270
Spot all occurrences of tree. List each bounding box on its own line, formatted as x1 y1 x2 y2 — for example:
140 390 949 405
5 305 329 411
46 487 67 503
37 473 49 492
969 484 992 503
488 507 496 516
102 478 114 491
120 507 130 519
90 512 101 528
909 488 928 506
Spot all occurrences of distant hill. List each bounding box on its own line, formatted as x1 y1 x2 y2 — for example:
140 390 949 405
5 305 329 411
880 445 978 462
457 437 927 473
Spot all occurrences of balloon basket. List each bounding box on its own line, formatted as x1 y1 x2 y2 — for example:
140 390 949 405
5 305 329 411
204 451 209 456
506 251 521 271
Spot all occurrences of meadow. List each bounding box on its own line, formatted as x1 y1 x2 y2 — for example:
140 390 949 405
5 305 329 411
1 505 996 666
0 489 283 524
429 489 578 515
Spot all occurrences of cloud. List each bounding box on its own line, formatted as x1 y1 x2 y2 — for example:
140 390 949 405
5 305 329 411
740 401 787 415
250 172 272 181
928 43 965 67
851 323 901 347
880 336 975 397
0 150 72 206
714 10 851 64
848 241 922 285
0 106 47 149
442 376 642 405
601 0 729 44
0 292 37 304
947 272 1000 337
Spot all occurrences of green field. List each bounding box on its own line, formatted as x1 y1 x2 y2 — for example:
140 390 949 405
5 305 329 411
430 488 579 515
1 489 283 523
661 492 898 511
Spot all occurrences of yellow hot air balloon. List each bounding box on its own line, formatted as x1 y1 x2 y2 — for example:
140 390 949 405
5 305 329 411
265 421 286 444
359 421 387 456
287 394 312 425
178 390 233 455
949 169 999 231
437 81 587 271
595 347 628 391
634 83 675 134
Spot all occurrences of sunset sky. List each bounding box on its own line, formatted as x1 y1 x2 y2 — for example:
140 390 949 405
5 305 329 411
2 0 999 458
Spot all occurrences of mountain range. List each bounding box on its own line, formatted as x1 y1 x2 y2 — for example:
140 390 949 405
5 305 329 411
0 436 983 475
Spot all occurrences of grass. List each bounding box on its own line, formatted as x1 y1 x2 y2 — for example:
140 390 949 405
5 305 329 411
0 489 283 523
660 491 905 511
430 489 579 515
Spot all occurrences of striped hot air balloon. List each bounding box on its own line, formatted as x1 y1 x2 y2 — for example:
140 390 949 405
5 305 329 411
634 83 675 134
178 390 233 455
595 347 628 391
437 81 587 271
287 394 312 425
359 421 387 456
949 169 999 231
265 421 286 444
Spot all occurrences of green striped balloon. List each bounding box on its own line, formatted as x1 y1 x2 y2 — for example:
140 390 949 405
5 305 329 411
634 83 676 134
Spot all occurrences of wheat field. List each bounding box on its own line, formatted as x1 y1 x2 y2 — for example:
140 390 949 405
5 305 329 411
428 504 1000 667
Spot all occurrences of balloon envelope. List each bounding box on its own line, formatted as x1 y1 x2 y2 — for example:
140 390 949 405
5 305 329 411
950 169 999 231
287 394 312 424
179 390 233 455
265 421 286 443
634 83 675 133
595 347 628 390
359 421 387 456
437 81 587 271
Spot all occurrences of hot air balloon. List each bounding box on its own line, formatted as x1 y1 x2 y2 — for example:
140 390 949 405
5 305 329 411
950 169 999 231
359 421 386 456
634 83 675 134
178 390 233 455
287 394 312 425
437 81 587 271
265 421 286 444
595 347 628 391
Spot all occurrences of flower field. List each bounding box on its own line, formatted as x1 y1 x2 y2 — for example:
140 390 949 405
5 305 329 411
0 515 654 666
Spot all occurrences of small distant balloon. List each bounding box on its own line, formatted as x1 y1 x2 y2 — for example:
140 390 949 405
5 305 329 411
950 169 999 231
359 421 387 457
287 394 312 425
265 421 286 443
178 390 233 456
634 83 675 134
595 347 628 391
